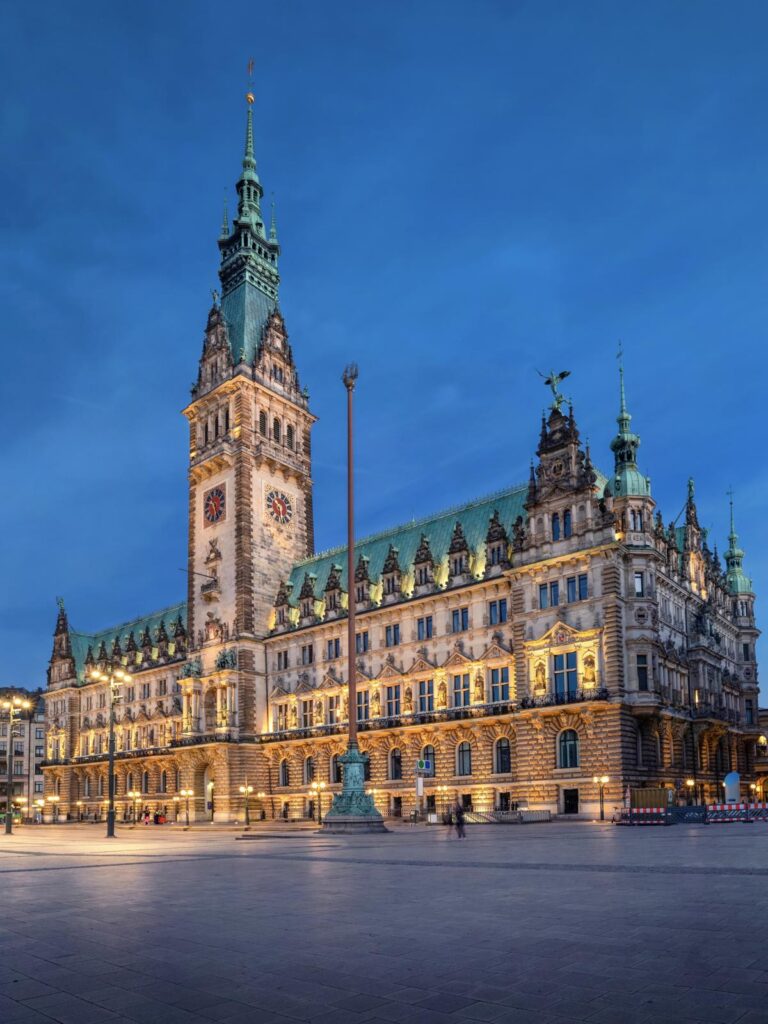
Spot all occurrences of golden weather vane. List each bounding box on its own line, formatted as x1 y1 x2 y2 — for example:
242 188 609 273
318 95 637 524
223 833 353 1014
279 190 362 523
246 57 255 104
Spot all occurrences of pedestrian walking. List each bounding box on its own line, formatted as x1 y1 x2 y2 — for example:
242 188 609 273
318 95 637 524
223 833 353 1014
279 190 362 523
454 800 466 839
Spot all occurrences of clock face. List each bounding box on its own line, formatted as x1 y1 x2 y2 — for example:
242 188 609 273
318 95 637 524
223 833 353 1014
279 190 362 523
550 459 565 478
266 489 293 526
203 486 226 525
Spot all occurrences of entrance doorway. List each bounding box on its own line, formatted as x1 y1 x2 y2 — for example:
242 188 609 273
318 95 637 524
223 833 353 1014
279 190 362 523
461 794 473 811
498 792 510 811
391 796 402 817
562 788 579 814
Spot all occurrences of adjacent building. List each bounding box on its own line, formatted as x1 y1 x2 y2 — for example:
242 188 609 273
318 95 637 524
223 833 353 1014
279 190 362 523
1 688 46 817
42 97 761 822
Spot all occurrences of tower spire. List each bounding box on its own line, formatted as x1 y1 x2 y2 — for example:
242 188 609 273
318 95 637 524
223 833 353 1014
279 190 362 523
220 193 229 239
609 344 650 497
270 193 278 242
725 487 752 593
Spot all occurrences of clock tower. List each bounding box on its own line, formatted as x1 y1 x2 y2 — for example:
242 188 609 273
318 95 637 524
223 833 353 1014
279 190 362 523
182 95 315 735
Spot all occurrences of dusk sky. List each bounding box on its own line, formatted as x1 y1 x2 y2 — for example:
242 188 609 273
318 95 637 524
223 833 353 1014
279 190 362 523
2 2 767 687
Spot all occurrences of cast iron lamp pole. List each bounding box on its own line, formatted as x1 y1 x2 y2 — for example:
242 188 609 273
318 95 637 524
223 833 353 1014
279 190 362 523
2 697 31 834
180 788 193 827
239 782 253 826
88 667 130 838
592 774 609 821
127 790 141 825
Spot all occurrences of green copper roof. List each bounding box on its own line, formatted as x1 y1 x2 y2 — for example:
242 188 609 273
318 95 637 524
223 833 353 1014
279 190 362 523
220 282 276 365
69 601 187 685
285 484 530 603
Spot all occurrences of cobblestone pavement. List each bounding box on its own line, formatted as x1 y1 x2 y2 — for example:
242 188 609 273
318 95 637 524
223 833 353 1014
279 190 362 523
1 821 767 1024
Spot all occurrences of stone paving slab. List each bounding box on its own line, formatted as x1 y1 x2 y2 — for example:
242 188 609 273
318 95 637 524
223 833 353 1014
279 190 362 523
0 823 767 1023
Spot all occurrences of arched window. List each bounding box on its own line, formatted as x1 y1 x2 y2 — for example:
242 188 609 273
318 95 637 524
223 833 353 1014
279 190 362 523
495 737 511 774
126 772 134 793
551 513 561 541
97 775 104 796
279 759 290 787
558 729 579 769
421 745 436 777
259 410 267 436
286 424 294 450
304 756 314 784
159 770 167 793
273 418 281 443
330 754 342 784
142 771 150 793
389 748 402 780
457 741 472 777
174 769 180 791
84 776 91 797
563 509 572 538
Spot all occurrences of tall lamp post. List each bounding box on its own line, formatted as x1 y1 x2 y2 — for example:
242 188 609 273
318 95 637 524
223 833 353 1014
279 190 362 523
180 788 193 828
48 794 60 822
310 780 327 824
593 775 609 821
88 667 131 838
323 366 386 834
1 697 32 834
239 782 253 826
127 790 141 825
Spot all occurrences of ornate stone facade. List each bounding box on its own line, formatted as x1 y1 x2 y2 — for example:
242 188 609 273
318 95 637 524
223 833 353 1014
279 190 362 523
42 101 761 823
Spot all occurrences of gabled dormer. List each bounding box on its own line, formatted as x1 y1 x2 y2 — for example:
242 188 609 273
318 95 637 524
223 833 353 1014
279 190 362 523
381 544 402 603
192 301 234 399
485 510 510 575
413 533 435 593
324 564 345 618
298 572 317 623
354 554 372 609
448 521 470 583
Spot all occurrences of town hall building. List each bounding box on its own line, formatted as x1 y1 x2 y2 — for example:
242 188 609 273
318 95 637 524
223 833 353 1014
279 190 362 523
43 97 763 822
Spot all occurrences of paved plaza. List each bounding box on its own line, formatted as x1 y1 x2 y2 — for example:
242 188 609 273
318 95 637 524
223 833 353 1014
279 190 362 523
1 821 767 1024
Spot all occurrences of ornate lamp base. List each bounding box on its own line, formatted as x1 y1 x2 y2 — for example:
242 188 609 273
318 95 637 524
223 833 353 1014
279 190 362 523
322 744 388 834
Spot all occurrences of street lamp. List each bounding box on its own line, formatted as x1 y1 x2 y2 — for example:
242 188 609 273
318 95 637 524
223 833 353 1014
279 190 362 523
309 780 327 824
1 696 32 834
685 778 696 805
592 775 609 821
127 789 141 825
34 799 44 823
88 666 131 838
239 782 254 826
76 800 83 822
180 788 193 828
48 794 60 822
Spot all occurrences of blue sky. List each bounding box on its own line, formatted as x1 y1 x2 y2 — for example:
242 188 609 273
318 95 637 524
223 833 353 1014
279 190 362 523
2 1 767 686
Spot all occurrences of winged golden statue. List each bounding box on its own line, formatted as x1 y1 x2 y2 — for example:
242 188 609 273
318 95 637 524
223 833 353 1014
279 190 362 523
537 368 571 411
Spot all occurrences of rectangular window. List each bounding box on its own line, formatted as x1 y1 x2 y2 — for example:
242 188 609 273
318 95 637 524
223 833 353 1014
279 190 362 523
566 576 577 603
355 630 369 654
451 607 469 632
326 638 341 660
301 699 314 728
301 644 314 665
385 685 401 717
273 703 288 731
550 582 559 607
554 652 578 697
452 673 470 707
743 643 751 662
13 760 23 776
98 693 106 708
417 616 433 641
35 728 44 740
634 572 645 597
489 599 508 625
539 584 549 610
34 781 43 794
356 691 370 722
637 654 649 691
276 650 289 671
578 573 588 600
13 743 23 755
385 624 400 647
141 683 150 699
490 667 510 703
418 679 434 713
35 746 44 757
328 695 340 724
745 699 754 725
127 687 135 702
157 679 167 696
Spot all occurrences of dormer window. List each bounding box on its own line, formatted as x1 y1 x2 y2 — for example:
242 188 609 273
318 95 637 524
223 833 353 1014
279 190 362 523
327 592 338 611
384 576 397 596
451 555 466 576
417 566 430 585
273 365 284 383
356 584 367 603
489 544 504 566
301 599 312 618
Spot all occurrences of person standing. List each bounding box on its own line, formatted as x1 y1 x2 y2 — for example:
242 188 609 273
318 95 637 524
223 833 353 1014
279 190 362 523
454 800 466 839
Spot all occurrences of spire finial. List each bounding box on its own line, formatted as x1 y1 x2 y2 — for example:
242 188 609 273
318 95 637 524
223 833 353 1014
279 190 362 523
270 192 278 241
242 58 258 180
220 192 229 239
617 340 628 418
